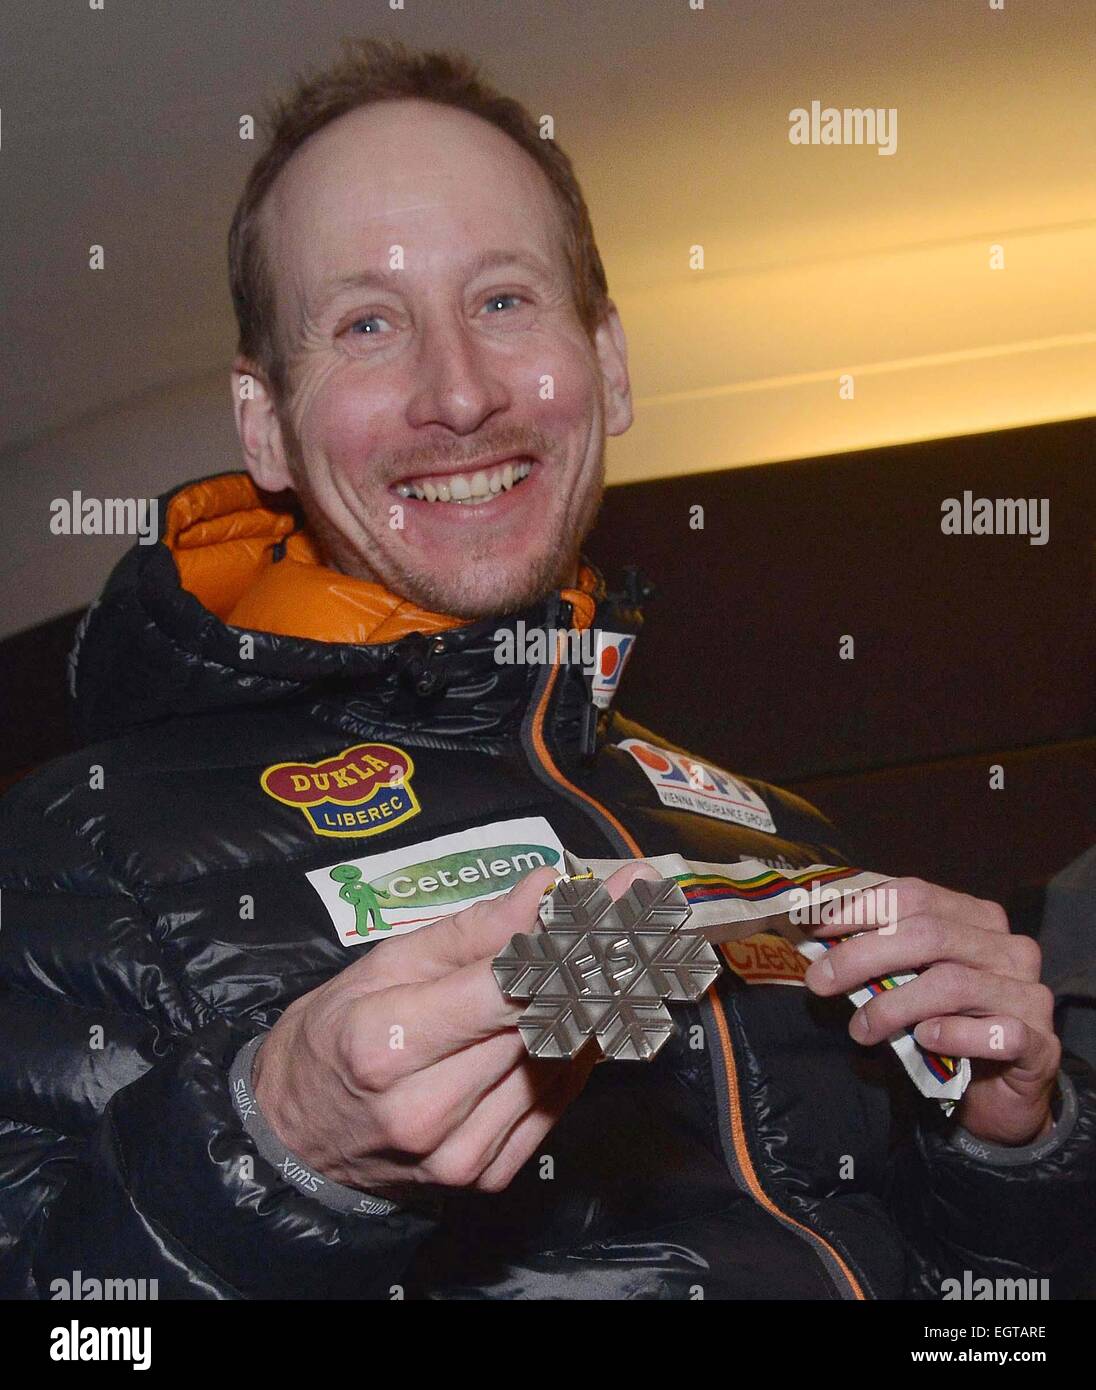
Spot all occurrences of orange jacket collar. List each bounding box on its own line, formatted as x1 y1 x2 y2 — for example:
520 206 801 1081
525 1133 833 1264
164 473 597 645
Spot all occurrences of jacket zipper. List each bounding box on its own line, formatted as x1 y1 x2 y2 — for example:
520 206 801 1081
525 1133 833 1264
700 987 866 1299
521 648 866 1300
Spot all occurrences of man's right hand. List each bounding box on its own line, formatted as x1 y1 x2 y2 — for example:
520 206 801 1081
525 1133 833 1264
252 860 657 1197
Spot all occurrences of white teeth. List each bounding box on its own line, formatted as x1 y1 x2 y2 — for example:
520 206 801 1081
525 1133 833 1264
394 458 535 505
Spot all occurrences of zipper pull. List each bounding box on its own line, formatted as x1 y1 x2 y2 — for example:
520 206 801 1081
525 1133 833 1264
400 633 448 696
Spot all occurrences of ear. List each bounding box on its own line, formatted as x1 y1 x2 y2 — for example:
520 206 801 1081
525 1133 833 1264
231 357 294 492
593 302 633 438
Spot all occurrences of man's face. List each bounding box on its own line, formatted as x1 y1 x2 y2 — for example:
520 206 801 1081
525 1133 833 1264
237 98 632 618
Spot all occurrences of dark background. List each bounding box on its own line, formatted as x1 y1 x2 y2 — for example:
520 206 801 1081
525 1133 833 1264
587 415 1095 931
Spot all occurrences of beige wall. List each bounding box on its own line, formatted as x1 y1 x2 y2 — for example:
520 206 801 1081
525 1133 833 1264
593 4 1096 481
608 223 1096 482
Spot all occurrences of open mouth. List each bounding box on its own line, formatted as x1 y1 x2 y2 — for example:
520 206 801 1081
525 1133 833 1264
392 458 534 506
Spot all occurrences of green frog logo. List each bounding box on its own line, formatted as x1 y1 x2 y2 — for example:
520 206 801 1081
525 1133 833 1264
329 864 391 937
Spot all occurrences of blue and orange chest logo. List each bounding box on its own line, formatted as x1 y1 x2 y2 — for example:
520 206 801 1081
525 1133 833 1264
260 742 420 839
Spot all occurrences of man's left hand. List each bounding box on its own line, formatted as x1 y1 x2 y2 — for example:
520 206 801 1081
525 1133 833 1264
803 878 1061 1147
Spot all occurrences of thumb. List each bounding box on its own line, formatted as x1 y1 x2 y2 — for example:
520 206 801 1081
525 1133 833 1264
394 863 560 976
601 858 662 900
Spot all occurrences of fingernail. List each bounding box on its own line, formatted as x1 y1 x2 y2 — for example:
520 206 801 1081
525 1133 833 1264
920 1022 941 1045
853 1008 871 1039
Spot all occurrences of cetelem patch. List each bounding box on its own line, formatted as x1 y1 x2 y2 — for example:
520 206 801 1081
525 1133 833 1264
618 737 777 834
307 816 566 948
260 742 419 839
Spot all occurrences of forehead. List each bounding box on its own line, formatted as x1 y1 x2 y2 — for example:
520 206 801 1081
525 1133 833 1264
261 98 569 323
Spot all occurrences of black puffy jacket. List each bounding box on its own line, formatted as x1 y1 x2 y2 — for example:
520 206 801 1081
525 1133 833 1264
1 472 1094 1301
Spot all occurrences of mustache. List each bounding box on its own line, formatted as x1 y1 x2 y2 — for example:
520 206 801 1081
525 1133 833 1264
380 425 554 482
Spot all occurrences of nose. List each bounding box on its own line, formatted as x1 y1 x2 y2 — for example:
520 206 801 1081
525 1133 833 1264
404 310 511 436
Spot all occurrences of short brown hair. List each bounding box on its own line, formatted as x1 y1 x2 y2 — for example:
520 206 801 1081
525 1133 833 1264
228 36 611 400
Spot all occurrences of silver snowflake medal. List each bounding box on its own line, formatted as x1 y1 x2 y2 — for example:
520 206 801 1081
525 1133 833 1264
492 874 722 1062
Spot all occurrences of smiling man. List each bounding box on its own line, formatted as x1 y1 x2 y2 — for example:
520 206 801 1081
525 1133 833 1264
0 38 1093 1302
233 96 622 619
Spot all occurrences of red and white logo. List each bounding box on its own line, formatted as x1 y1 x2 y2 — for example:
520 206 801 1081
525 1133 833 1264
618 737 777 834
588 631 636 709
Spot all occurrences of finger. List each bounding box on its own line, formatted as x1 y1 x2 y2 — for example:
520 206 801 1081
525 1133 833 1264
343 954 531 1084
425 1045 597 1191
376 860 663 1070
372 865 560 982
473 1050 597 1193
602 860 664 896
848 964 1056 1047
526 859 665 932
805 915 1042 996
912 1014 1061 1077
812 877 1010 938
366 866 657 1143
363 859 663 990
325 1059 555 1193
377 1027 532 1149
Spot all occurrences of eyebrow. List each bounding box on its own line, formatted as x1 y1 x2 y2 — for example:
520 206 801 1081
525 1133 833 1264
307 247 557 316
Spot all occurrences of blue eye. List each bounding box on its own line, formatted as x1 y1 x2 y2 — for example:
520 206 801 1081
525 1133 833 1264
349 315 388 335
484 294 522 313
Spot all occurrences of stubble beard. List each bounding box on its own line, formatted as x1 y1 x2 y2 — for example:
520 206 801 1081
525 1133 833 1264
279 429 607 621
